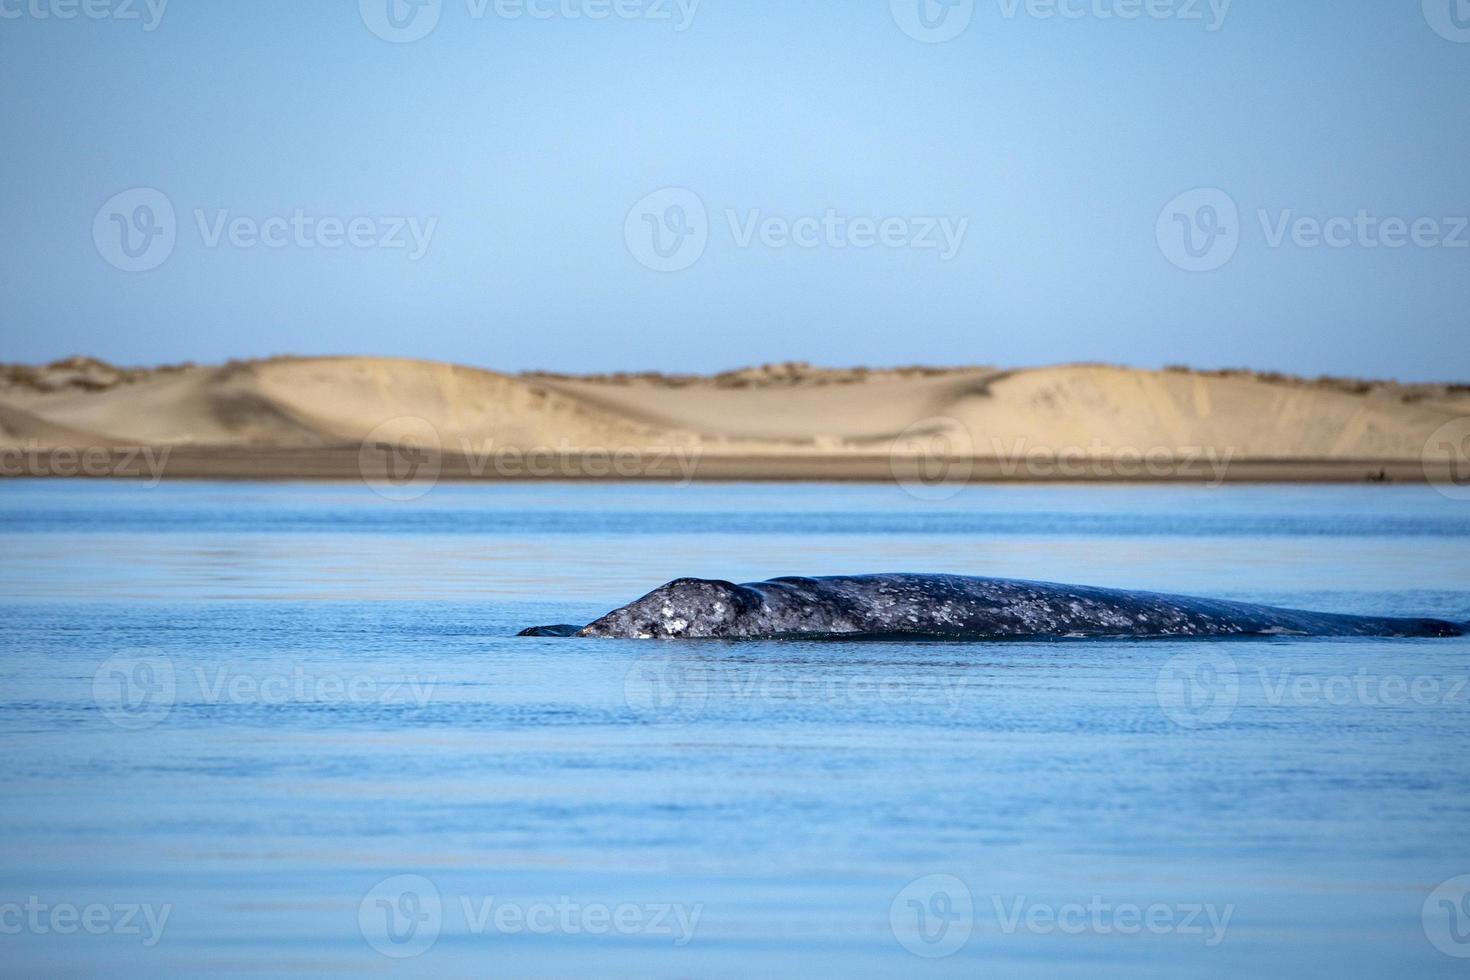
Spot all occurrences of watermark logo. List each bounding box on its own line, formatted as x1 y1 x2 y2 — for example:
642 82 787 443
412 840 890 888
92 652 176 730
623 662 974 719
1423 418 1470 501
94 188 438 271
623 653 709 722
96 660 435 725
354 422 706 497
360 0 443 42
890 874 974 958
1160 188 1468 272
93 188 176 273
358 417 444 501
625 187 709 272
1156 651 1239 728
1424 874 1470 958
1157 188 1239 273
1424 0 1470 43
890 416 975 501
891 0 974 43
360 874 443 958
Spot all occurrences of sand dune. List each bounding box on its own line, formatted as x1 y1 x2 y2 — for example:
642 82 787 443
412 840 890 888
2 356 1466 481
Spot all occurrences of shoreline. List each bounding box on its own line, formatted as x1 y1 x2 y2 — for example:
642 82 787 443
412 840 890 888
0 447 1451 484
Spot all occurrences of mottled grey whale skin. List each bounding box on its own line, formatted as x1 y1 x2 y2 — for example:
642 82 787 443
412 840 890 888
519 573 1468 641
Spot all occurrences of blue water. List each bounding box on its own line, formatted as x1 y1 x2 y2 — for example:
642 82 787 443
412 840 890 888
2 481 1469 977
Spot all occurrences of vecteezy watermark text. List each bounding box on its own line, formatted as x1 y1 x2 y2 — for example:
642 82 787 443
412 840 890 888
1158 187 1469 272
359 0 699 43
1257 210 1470 250
891 0 1231 44
624 188 968 272
357 874 702 958
887 417 1238 501
0 445 171 484
93 653 438 730
193 210 437 259
996 0 1231 29
0 0 167 30
1157 651 1470 728
0 898 172 947
987 437 1235 484
888 874 1233 958
725 209 968 259
358 417 704 500
623 653 975 723
466 0 698 28
991 894 1233 945
93 188 437 272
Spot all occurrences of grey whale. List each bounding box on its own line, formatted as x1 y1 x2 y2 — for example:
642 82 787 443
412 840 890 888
519 573 1468 640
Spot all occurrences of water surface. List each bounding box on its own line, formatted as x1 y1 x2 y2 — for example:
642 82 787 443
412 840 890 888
1 482 1468 977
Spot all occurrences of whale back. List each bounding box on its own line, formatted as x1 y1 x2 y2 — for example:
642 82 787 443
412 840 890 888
525 573 1469 641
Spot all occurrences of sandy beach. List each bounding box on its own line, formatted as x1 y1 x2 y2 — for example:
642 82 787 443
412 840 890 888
2 356 1467 483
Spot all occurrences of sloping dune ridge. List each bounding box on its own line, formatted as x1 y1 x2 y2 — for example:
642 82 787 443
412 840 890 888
2 356 1467 481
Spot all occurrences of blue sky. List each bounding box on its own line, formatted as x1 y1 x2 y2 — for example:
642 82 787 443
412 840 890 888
2 0 1468 379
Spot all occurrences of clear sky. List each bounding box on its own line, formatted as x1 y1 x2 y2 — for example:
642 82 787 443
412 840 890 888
2 0 1468 380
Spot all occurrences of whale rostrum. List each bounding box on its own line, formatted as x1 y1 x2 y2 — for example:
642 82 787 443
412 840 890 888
519 573 1468 641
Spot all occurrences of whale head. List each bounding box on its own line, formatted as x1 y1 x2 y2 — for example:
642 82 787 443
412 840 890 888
577 578 756 638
